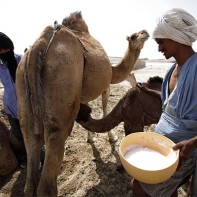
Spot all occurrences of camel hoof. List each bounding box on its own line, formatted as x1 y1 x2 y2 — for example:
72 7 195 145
87 137 95 143
108 134 118 143
87 131 95 143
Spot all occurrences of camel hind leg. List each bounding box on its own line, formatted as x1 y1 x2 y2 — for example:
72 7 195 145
25 139 42 196
37 120 74 197
19 108 43 196
16 75 43 196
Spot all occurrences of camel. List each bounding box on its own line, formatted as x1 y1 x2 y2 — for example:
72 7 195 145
0 119 20 175
15 13 113 196
15 11 147 196
99 30 149 116
76 76 163 136
62 11 149 142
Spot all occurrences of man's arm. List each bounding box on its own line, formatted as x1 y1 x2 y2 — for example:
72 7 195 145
137 82 161 98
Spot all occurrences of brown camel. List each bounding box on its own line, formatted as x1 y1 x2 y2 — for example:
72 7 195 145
15 12 113 196
0 119 21 175
62 11 149 142
76 76 163 136
15 11 148 196
16 25 84 196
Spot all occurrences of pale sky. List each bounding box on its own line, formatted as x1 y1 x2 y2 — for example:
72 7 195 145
1 0 197 59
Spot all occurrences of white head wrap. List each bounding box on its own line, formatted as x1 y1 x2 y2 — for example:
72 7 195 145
152 8 197 46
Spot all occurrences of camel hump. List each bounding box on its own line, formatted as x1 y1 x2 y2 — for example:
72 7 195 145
62 11 89 33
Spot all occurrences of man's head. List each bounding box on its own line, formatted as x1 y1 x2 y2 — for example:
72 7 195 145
0 32 17 82
0 32 14 53
0 32 15 62
152 8 197 46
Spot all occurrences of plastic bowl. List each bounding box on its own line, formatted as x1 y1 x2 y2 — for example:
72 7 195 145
119 132 179 184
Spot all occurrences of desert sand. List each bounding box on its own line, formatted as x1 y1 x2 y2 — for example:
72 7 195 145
0 60 189 197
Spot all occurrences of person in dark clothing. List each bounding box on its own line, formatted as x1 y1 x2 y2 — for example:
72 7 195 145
0 32 45 168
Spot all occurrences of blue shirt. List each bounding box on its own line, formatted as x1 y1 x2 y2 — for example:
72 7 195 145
0 53 21 119
155 53 197 146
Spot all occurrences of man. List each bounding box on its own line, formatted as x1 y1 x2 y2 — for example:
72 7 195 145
0 33 45 169
0 32 27 167
131 8 197 196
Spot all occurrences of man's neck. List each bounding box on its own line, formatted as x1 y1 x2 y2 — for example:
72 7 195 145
174 46 195 66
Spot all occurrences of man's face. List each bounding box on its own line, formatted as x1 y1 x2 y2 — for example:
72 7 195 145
155 38 178 59
0 48 10 54
0 49 12 62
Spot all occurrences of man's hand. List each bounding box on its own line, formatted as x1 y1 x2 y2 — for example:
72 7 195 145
137 82 161 98
173 136 197 162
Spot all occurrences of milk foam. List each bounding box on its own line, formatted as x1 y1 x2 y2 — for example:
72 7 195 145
124 145 175 170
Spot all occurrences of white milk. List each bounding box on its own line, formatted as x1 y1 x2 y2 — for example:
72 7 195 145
124 145 175 170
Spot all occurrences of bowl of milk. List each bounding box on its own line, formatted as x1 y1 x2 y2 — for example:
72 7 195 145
119 132 179 184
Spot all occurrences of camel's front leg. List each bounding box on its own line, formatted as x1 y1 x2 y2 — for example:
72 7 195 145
87 87 118 143
126 73 137 87
102 87 118 143
101 87 110 117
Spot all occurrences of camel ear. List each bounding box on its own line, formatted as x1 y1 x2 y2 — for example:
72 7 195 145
75 11 82 19
126 36 130 41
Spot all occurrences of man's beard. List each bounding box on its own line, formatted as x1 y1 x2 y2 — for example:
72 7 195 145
0 50 17 82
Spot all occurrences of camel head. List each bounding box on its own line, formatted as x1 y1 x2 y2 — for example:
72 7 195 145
147 76 163 91
126 30 149 51
62 11 89 34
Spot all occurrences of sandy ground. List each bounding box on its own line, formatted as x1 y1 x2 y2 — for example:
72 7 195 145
0 61 189 197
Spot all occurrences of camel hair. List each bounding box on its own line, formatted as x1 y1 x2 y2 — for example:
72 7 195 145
76 76 163 136
62 11 149 142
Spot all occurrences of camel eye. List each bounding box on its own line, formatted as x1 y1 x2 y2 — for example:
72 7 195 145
130 35 137 40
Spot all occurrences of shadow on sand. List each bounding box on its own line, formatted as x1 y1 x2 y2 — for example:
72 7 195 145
0 167 26 197
85 140 133 197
